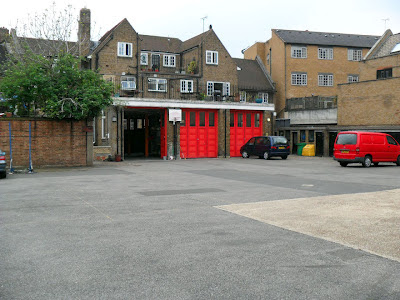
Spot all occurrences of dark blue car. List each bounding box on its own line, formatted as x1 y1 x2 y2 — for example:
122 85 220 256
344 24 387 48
240 136 290 160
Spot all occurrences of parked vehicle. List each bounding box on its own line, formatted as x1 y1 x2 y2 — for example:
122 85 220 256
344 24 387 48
0 149 6 179
333 131 400 167
240 136 290 160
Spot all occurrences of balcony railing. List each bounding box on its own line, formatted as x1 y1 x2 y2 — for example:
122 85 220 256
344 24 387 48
286 96 337 111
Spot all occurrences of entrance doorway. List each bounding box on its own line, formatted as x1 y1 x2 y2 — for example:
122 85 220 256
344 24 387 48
124 108 166 158
292 132 298 154
316 132 324 156
329 132 337 157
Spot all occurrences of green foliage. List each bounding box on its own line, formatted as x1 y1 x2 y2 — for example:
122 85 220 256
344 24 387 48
0 52 113 120
187 61 198 74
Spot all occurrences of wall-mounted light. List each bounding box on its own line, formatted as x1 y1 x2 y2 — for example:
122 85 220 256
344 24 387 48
112 116 117 122
267 118 271 122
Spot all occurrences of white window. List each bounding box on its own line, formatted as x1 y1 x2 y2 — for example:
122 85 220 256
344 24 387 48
348 75 359 83
163 55 176 67
348 48 362 61
206 50 218 65
240 91 246 102
291 46 307 58
258 92 269 103
206 81 230 96
318 74 334 86
148 78 167 92
118 42 132 57
291 73 307 86
180 80 193 93
121 77 136 90
318 47 333 60
140 52 148 65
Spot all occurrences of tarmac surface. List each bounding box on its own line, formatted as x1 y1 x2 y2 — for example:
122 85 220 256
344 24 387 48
1 155 400 299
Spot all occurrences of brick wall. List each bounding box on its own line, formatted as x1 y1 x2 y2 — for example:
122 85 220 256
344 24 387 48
0 119 87 169
337 77 400 126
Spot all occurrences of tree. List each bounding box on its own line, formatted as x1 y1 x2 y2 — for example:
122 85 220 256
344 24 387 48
0 3 112 120
0 51 113 120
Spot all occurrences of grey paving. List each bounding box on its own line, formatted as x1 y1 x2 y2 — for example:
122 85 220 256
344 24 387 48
1 156 400 299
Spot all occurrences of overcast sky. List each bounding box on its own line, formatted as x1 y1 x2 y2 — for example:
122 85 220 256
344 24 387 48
1 0 400 58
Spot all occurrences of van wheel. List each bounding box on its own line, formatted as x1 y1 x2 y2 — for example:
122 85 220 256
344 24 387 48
263 152 270 160
242 151 249 158
362 156 372 168
340 162 348 167
396 156 400 166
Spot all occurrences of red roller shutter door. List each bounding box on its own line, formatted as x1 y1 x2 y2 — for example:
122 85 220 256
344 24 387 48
180 109 218 158
230 111 263 157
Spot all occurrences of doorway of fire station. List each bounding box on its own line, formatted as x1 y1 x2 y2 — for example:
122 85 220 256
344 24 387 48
124 108 166 158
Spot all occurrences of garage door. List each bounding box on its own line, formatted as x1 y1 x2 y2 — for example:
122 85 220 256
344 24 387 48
230 111 263 157
180 109 218 158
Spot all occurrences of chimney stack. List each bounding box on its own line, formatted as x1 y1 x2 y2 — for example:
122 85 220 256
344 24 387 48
78 8 91 57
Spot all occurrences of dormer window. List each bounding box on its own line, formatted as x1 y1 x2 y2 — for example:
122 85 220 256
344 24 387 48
118 42 132 57
206 50 218 65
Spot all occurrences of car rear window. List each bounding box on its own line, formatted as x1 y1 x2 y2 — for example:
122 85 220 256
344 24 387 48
272 136 288 145
336 133 357 145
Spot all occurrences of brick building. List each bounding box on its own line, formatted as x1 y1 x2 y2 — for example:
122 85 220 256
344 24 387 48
244 29 379 156
82 10 275 160
337 29 400 142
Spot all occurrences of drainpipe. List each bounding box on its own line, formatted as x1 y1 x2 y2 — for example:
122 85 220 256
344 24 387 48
224 109 227 158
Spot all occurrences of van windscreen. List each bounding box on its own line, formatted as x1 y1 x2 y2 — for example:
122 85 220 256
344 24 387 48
336 134 357 145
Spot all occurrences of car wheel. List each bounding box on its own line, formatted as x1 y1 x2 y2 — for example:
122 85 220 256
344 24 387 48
396 155 400 166
242 151 249 158
0 172 5 179
340 162 348 167
263 152 270 160
281 155 288 160
362 156 372 168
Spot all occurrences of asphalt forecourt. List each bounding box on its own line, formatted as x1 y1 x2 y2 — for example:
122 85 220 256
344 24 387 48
1 156 400 299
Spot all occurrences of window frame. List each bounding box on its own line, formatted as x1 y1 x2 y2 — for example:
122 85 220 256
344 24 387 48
347 74 359 83
291 72 307 86
291 45 307 58
180 80 194 93
148 78 167 92
140 52 148 65
377 68 392 79
257 92 269 103
121 76 137 91
206 81 230 96
117 42 133 57
206 50 218 65
151 54 161 70
318 47 333 60
318 73 334 87
348 48 363 61
163 54 176 67
240 91 246 102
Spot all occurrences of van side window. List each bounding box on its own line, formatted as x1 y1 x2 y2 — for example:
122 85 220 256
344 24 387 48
255 138 264 145
387 136 398 145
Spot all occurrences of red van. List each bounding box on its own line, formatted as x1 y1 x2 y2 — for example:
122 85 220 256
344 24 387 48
333 131 400 167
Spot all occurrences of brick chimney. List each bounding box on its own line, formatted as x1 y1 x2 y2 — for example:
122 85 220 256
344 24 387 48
78 8 91 57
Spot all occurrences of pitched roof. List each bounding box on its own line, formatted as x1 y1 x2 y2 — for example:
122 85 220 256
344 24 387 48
139 34 182 53
273 29 380 48
367 32 400 59
181 30 212 52
233 58 274 91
